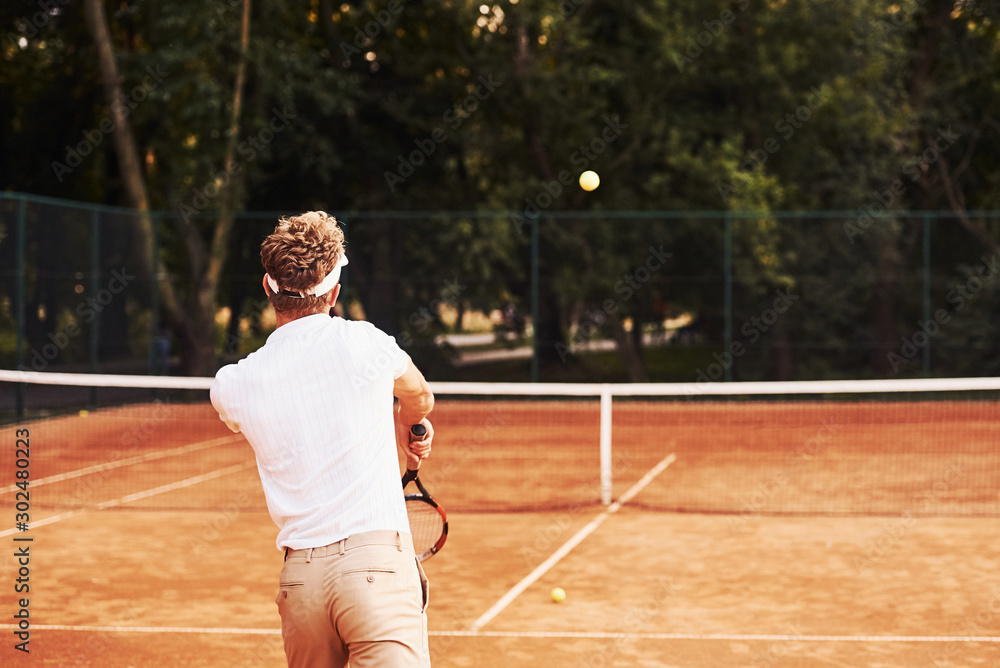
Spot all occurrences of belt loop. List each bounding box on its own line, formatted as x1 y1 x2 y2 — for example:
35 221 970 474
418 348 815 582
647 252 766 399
396 531 402 552
339 539 345 556
306 547 314 563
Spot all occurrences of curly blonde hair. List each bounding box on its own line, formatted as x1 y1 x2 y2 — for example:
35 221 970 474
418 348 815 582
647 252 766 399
260 211 346 317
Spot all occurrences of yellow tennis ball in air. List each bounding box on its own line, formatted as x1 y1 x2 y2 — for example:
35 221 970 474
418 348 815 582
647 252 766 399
579 170 600 191
550 587 566 603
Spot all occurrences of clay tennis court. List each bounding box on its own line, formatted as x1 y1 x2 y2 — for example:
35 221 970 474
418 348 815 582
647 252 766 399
1 389 999 667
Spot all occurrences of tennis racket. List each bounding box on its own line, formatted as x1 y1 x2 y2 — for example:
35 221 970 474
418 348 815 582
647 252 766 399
402 423 448 562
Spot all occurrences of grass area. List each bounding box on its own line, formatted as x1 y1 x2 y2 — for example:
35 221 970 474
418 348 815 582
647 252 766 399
435 344 721 383
443 336 531 353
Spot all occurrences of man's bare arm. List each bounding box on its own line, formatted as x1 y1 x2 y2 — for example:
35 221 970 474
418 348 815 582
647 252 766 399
394 359 434 463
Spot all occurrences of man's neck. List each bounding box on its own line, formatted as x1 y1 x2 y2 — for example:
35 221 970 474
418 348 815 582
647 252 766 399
275 310 327 329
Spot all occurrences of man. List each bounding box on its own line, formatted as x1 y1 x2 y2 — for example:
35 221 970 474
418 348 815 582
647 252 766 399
211 211 434 667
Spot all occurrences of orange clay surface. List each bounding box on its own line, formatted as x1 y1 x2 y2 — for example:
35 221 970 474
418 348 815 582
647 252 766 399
0 399 998 666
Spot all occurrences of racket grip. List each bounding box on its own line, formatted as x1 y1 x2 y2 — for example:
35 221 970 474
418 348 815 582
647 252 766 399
406 424 427 471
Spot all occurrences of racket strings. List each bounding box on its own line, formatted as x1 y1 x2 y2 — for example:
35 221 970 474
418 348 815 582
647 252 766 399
406 498 445 554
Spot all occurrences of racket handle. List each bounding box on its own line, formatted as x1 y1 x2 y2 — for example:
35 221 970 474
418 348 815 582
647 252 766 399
406 424 427 471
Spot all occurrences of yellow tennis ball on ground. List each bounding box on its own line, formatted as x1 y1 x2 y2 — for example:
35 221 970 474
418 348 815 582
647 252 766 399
579 170 600 191
550 587 566 603
78 409 89 417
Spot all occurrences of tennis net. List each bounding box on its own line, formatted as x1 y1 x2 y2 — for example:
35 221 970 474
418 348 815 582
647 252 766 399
1 370 998 517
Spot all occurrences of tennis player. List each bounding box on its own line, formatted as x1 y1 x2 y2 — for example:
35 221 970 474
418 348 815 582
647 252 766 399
210 211 435 667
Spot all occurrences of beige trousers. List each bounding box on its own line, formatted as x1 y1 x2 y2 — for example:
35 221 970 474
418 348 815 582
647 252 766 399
276 530 430 668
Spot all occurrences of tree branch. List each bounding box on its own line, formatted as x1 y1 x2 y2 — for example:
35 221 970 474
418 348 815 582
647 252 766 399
937 157 1000 255
82 0 187 342
202 0 252 315
950 103 995 183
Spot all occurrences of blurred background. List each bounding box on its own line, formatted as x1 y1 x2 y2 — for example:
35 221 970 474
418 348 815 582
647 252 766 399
2 0 999 383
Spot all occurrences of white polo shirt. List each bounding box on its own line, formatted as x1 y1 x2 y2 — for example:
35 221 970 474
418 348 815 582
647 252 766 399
210 314 411 551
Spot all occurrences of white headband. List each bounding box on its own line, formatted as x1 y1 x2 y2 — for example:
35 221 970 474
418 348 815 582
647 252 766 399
266 253 349 299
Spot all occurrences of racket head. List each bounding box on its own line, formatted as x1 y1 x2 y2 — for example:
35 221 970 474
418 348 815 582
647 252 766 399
406 494 448 561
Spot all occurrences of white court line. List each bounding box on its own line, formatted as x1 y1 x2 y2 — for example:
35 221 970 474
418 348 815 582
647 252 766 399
0 435 244 494
94 462 256 509
0 625 997 643
0 461 257 538
436 630 1000 643
468 452 677 633
0 625 280 635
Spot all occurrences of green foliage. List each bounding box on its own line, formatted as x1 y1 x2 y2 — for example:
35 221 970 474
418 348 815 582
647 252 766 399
2 0 1000 379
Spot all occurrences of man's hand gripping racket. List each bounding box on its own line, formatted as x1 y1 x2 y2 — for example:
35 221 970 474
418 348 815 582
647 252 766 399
402 423 448 562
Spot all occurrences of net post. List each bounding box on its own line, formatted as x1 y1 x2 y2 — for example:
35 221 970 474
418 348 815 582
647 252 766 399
148 212 161 374
599 385 613 506
89 209 101 389
723 214 733 382
88 208 101 407
530 216 540 383
339 214 350 317
15 197 26 418
922 213 931 377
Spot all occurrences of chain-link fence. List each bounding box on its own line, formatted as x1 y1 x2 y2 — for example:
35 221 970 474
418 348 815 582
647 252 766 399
2 192 999 382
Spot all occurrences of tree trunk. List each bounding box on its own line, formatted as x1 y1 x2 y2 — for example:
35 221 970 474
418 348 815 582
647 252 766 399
873 232 901 375
607 310 648 382
190 0 252 374
317 0 342 64
535 276 566 368
224 279 249 355
183 310 219 378
351 220 403 335
84 0 251 376
768 318 794 381
83 0 187 370
82 0 150 218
